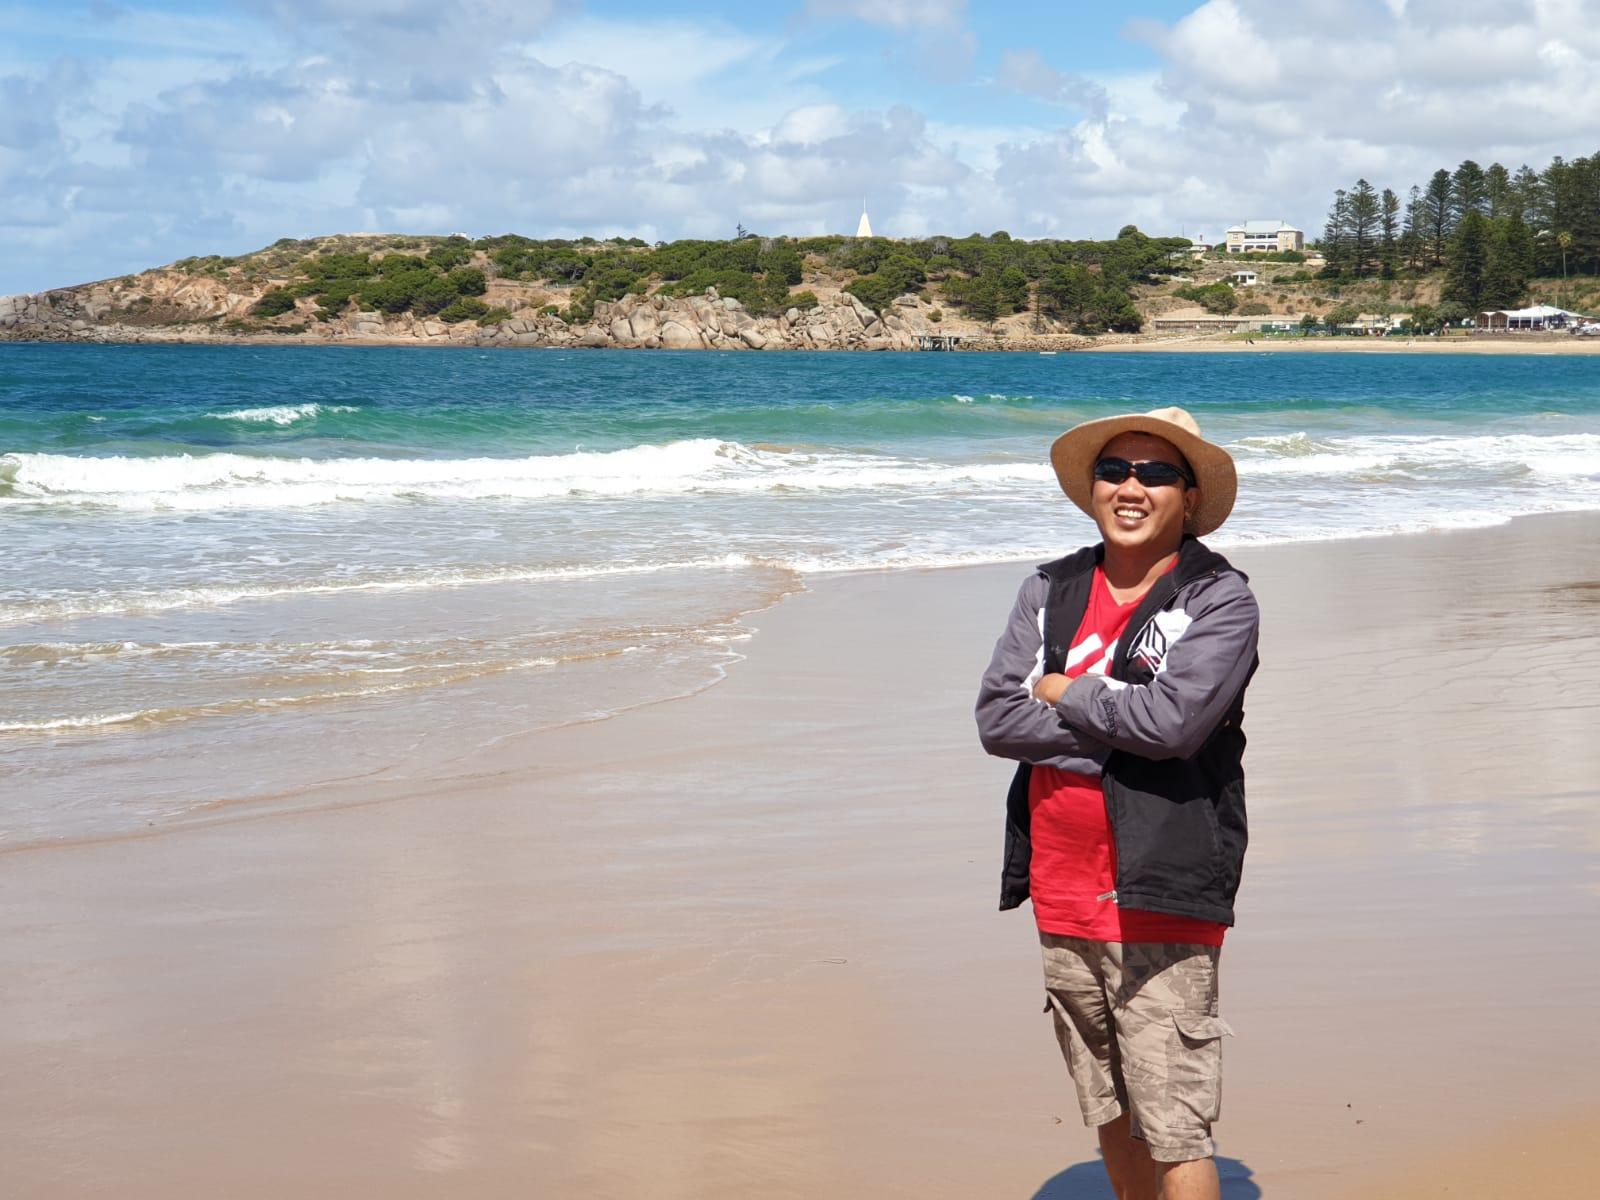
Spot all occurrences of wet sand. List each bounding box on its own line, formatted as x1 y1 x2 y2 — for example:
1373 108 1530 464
4 514 1599 1197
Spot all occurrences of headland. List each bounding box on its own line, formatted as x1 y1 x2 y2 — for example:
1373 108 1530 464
7 230 1596 354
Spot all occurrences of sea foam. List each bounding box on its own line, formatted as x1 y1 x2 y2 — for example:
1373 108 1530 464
1235 431 1600 480
203 403 357 425
0 439 1048 510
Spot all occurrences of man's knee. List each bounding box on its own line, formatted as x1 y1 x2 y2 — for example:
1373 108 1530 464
1155 1154 1220 1200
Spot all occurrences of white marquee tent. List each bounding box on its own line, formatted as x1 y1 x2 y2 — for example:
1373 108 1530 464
1476 304 1587 330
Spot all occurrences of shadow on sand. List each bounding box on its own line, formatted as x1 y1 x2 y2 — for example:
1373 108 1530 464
1032 1152 1261 1199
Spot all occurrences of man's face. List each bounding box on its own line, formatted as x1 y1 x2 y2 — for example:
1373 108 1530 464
1090 431 1199 555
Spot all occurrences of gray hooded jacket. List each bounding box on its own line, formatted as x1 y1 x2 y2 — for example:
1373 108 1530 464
975 537 1259 925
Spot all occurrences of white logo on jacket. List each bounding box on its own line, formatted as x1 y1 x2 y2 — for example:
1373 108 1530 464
1023 603 1193 700
1128 609 1193 675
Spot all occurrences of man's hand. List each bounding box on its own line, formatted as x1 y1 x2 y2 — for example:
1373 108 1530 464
1032 672 1071 706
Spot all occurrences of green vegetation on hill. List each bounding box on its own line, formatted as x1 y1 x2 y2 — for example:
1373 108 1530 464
247 241 491 322
839 225 1176 330
220 224 1186 332
1173 281 1238 314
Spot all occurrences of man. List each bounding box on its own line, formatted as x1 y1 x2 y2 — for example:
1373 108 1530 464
975 408 1259 1200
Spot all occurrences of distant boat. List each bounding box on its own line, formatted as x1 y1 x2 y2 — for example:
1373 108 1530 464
1038 350 1057 356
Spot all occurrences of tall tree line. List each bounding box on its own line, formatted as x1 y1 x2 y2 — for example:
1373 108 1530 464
1319 152 1600 308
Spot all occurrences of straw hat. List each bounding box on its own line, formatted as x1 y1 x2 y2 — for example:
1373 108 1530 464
1049 406 1237 537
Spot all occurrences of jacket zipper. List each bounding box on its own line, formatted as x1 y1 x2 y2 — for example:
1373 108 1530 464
1106 567 1218 898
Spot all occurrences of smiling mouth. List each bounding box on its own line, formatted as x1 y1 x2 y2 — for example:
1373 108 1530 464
1114 507 1149 522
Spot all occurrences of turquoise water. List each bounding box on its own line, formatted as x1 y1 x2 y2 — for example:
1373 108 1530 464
4 345 1600 844
4 343 1599 454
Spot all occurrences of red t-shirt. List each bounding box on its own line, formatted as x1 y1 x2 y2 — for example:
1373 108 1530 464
1028 566 1227 946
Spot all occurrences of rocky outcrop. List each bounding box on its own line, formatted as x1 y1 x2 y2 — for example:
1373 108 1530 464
0 290 86 340
579 290 922 352
1 278 934 351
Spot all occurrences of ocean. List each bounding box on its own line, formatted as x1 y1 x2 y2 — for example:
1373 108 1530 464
5 344 1599 845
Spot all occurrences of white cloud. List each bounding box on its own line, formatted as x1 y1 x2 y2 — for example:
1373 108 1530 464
804 0 967 32
528 15 773 107
804 0 975 81
994 50 1108 119
5 0 1600 295
1057 0 1600 237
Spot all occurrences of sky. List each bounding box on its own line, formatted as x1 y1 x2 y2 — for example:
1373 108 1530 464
4 0 1600 294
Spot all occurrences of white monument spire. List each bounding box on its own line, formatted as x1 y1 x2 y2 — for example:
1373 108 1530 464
855 199 873 239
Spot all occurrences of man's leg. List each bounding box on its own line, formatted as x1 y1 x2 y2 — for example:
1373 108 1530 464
1095 1112 1158 1200
1154 1156 1219 1200
1110 944 1230 1199
1040 937 1140 1194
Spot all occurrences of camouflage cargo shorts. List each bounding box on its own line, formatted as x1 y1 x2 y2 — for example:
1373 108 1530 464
1039 933 1233 1163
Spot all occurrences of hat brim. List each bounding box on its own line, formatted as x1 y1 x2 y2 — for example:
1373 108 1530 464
1050 414 1237 537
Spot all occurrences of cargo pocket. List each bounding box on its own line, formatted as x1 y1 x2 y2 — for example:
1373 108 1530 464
1169 1013 1232 1125
1173 1013 1233 1043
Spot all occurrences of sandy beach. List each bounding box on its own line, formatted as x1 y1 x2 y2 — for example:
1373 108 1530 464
1094 334 1600 355
4 513 1599 1198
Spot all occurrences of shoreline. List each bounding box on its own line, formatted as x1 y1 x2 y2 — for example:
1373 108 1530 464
7 509 1600 856
9 330 1600 354
1088 333 1600 354
9 509 1600 857
3 512 1598 1196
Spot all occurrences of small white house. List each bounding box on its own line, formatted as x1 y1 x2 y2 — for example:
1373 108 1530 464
1229 269 1259 286
1338 314 1404 336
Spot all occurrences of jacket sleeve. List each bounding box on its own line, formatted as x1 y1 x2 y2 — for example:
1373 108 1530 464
975 573 1107 769
1055 574 1259 761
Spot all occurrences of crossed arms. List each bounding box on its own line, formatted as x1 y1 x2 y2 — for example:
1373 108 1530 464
975 571 1259 766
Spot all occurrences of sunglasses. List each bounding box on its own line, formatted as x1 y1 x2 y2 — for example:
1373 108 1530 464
1093 457 1195 488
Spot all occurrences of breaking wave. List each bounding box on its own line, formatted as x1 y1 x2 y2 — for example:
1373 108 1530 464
1234 430 1600 481
6 428 1596 513
203 403 358 425
0 439 1047 511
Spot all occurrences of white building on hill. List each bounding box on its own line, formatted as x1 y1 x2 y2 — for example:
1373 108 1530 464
1224 221 1303 253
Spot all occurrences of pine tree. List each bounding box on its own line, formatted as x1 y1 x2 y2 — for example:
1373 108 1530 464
1444 210 1491 309
1512 164 1543 225
1485 163 1512 218
1481 219 1528 309
1322 189 1351 276
1422 170 1453 267
1540 158 1577 277
1505 213 1536 281
1038 264 1097 328
1347 179 1380 276
1450 160 1488 223
1545 154 1600 277
1401 185 1425 271
1374 151 1600 285
1379 188 1400 277
1579 155 1600 276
